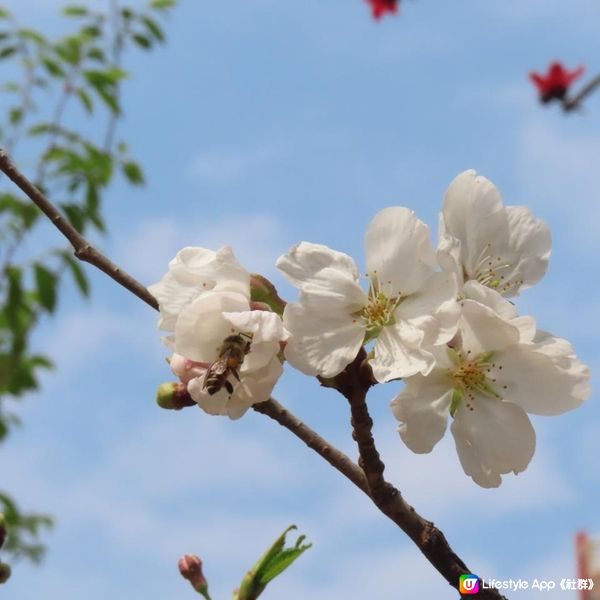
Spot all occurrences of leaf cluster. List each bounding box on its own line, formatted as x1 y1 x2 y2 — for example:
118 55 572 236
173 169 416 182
0 0 175 564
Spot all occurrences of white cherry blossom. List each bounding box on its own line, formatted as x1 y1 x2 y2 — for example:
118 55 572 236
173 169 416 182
438 170 551 303
151 247 286 418
391 299 590 488
277 207 459 382
148 245 250 331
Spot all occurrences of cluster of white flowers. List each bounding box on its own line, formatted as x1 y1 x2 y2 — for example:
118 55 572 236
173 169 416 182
149 246 287 419
151 170 590 488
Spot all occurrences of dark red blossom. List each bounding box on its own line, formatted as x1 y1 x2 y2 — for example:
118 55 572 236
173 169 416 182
365 0 399 20
529 62 585 103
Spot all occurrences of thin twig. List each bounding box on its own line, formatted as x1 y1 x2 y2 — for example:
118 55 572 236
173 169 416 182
0 149 158 310
0 151 507 598
563 73 600 112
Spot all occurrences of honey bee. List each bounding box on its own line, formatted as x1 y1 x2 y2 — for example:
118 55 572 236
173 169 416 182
203 334 251 395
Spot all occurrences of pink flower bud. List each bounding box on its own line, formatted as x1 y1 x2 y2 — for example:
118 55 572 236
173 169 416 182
178 555 209 596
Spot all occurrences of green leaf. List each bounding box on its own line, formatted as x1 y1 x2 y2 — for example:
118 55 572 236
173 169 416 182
62 254 90 297
0 8 11 19
237 526 311 599
122 160 145 185
60 203 85 233
76 88 93 113
17 29 46 46
9 108 22 125
33 264 58 313
132 33 152 50
0 46 16 59
150 0 176 10
63 6 89 17
141 16 164 42
41 57 65 77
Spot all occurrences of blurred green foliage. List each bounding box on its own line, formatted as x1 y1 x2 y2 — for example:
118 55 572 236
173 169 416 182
0 0 175 565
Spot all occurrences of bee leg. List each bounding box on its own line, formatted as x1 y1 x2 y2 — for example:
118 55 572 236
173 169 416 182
224 380 234 395
231 368 241 382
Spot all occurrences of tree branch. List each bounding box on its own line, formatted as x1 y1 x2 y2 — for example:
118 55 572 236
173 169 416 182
0 150 507 599
563 73 600 112
0 149 158 311
335 351 507 600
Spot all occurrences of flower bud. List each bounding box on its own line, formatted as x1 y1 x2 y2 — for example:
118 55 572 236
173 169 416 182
156 382 195 410
178 555 210 598
0 562 11 584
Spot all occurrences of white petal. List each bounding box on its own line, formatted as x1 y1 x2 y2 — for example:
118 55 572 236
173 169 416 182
451 399 536 488
174 291 250 362
390 374 452 453
370 323 431 381
441 171 508 278
149 246 250 331
462 281 518 320
459 299 520 355
283 300 365 377
276 242 363 304
365 207 437 297
397 271 459 346
243 340 281 372
229 357 283 419
497 341 590 416
502 206 551 292
188 376 229 416
223 310 287 343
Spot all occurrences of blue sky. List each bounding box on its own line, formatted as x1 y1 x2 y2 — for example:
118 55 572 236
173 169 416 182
2 0 600 598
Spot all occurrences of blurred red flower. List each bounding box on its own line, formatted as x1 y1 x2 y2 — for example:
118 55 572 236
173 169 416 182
529 62 585 103
366 0 399 20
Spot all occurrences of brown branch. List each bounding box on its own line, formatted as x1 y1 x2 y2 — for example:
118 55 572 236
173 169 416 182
0 150 507 599
0 149 158 311
334 351 507 600
563 73 600 112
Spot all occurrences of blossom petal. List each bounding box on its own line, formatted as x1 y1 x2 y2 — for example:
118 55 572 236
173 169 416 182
451 399 536 488
370 322 431 381
397 271 459 346
501 206 551 292
174 291 250 362
441 171 508 277
276 242 364 305
223 310 287 344
391 374 452 453
228 357 283 419
459 300 520 355
365 207 436 297
283 300 365 377
149 246 249 331
497 339 590 416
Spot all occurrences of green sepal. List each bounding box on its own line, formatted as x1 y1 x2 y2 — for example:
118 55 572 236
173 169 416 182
249 274 286 316
449 388 462 418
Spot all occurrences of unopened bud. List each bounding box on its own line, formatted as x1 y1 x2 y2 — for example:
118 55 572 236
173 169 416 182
250 274 286 316
178 555 210 598
0 562 11 584
0 514 6 549
156 383 195 410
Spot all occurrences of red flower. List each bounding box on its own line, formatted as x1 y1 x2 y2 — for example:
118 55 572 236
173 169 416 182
529 62 585 103
365 0 399 20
